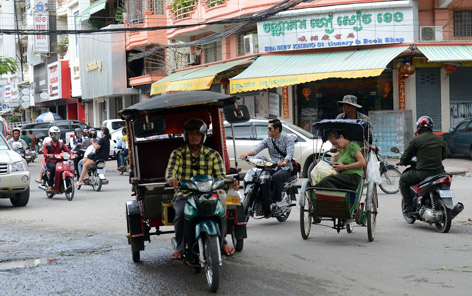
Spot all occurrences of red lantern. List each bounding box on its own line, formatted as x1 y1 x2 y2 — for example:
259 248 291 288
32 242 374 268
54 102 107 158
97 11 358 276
220 78 229 86
302 88 311 101
399 63 415 78
382 82 392 98
444 64 457 75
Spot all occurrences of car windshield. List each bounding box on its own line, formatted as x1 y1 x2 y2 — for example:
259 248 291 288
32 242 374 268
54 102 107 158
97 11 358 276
283 122 315 139
112 121 126 130
0 136 10 150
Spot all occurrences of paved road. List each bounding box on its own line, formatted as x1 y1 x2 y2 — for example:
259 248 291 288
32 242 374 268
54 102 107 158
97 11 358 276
1 156 471 295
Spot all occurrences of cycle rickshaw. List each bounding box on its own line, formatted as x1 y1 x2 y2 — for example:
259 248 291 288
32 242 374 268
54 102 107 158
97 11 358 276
119 91 249 291
299 119 378 242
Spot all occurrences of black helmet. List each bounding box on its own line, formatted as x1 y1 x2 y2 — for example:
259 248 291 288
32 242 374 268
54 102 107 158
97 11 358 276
416 115 433 132
74 127 83 137
183 118 207 144
88 128 97 139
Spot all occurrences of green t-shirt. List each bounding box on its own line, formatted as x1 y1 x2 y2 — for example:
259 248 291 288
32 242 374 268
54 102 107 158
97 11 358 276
20 135 32 147
338 142 363 177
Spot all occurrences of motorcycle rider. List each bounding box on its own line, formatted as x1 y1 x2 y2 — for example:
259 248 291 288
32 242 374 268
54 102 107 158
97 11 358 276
165 118 237 260
70 128 84 151
20 130 32 149
398 116 446 218
43 126 73 193
28 130 38 150
7 128 28 151
117 128 128 171
240 119 295 217
76 127 110 187
76 128 97 176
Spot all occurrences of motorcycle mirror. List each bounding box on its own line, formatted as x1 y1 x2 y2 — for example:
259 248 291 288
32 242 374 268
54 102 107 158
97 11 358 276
223 104 250 124
390 147 400 153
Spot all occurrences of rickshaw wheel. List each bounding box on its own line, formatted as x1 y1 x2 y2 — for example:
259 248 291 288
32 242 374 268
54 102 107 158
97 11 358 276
231 230 244 252
300 190 312 239
204 235 220 292
366 182 378 242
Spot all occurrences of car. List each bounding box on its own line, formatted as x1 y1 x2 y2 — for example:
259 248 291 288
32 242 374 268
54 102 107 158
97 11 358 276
110 127 124 159
442 118 472 158
0 134 30 207
224 118 331 177
102 119 126 135
20 120 91 141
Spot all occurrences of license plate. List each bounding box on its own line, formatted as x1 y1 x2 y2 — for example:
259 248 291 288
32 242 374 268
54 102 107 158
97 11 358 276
438 190 455 198
97 168 106 174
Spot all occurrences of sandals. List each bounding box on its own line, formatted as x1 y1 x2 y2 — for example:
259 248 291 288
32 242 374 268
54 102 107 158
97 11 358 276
35 179 42 184
76 181 83 187
221 244 235 257
171 250 183 260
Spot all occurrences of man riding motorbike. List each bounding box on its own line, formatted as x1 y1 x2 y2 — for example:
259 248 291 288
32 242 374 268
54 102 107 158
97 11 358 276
398 116 447 218
165 118 237 260
240 119 295 217
7 128 28 151
43 126 73 193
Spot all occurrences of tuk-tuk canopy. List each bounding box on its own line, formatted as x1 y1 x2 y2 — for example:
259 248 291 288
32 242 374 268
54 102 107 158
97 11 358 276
119 91 239 120
313 119 371 143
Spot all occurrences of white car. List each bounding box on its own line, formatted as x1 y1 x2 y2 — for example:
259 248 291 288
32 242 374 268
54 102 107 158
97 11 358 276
224 119 331 178
0 134 30 206
102 119 126 135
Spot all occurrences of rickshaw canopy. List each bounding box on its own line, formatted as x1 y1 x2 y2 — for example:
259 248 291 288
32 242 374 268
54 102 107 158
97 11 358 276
313 119 371 143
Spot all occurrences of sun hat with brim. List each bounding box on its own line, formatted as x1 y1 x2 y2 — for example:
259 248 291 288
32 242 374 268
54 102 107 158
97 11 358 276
337 95 362 108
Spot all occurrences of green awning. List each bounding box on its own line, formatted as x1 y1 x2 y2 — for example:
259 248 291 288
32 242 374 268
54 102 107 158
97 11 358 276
151 58 252 94
76 0 107 24
417 46 472 62
230 47 408 94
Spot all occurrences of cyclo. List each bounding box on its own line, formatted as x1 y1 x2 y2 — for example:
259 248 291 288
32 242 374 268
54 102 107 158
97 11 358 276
299 119 378 242
119 91 249 292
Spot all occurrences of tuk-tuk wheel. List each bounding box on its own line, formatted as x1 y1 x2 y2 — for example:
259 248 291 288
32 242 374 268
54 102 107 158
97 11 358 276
132 250 140 263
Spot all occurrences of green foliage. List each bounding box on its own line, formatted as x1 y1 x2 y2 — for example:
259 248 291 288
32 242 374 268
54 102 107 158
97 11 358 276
207 0 225 8
52 36 69 56
6 116 20 123
170 0 196 17
0 57 18 75
115 2 127 24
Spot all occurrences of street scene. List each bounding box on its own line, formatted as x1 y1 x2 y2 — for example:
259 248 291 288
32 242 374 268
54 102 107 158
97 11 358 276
1 0 472 295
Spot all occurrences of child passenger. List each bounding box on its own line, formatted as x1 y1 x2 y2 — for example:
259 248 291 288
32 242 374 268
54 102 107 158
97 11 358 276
315 130 366 191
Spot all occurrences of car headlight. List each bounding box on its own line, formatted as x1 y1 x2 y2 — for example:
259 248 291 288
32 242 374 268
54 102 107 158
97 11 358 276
11 161 26 172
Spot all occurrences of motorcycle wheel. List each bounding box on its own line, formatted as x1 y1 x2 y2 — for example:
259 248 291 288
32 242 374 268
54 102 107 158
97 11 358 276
242 190 254 223
435 198 452 233
401 199 415 224
65 177 75 201
276 191 292 222
204 235 220 293
92 172 102 191
366 182 378 242
47 192 54 199
231 229 244 252
379 167 401 194
300 189 312 239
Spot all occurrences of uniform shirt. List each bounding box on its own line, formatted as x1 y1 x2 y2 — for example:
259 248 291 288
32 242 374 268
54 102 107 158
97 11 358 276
166 145 225 199
338 142 363 177
400 131 446 173
252 134 295 171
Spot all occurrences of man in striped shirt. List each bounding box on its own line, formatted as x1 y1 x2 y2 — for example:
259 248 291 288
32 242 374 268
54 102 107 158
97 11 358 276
241 119 295 217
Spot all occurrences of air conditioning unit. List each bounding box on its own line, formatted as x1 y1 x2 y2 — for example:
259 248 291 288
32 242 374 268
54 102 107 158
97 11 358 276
420 26 443 41
243 34 258 55
187 52 196 65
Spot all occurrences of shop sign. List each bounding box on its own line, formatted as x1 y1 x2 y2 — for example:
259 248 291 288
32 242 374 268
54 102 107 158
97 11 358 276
86 60 102 72
398 77 406 110
258 7 415 52
47 61 72 99
33 2 49 53
3 86 11 103
48 63 60 99
282 86 289 119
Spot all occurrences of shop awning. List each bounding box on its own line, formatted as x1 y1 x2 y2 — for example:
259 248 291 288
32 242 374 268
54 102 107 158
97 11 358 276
151 58 252 95
417 46 472 62
230 47 408 94
76 0 107 24
150 68 200 95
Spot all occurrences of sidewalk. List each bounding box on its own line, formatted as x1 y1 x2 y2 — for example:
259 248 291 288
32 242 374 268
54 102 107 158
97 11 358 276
387 157 472 177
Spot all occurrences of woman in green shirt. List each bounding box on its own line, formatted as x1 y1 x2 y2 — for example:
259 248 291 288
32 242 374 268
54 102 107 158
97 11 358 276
316 130 366 191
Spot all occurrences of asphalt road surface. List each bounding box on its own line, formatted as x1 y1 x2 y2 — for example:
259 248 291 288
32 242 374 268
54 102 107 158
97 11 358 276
1 157 471 295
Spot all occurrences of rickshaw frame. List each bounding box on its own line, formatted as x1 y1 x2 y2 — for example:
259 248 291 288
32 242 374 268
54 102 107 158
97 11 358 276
299 119 378 242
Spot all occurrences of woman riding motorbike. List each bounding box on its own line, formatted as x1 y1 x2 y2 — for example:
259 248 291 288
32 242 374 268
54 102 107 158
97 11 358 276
76 128 110 187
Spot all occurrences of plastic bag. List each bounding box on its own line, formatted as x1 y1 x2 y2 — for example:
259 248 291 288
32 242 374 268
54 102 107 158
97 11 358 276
310 160 337 185
366 152 382 184
84 145 96 158
226 188 242 205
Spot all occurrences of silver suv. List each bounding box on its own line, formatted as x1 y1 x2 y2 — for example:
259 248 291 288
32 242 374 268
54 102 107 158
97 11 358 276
224 119 331 177
0 134 30 206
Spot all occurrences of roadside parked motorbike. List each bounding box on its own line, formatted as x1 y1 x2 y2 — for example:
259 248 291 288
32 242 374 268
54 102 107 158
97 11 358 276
391 147 464 233
171 175 230 292
242 156 297 222
371 146 401 194
38 146 76 201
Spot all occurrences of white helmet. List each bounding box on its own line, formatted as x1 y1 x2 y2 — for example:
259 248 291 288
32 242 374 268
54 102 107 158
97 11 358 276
49 126 61 141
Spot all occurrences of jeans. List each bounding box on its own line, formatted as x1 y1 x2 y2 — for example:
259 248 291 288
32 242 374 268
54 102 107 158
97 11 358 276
78 159 83 175
118 149 128 167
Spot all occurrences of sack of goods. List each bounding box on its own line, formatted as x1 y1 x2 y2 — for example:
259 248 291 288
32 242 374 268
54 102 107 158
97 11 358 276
310 160 337 185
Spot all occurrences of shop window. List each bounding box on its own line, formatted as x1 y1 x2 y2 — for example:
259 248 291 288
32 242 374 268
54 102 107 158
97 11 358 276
203 41 222 64
454 11 472 37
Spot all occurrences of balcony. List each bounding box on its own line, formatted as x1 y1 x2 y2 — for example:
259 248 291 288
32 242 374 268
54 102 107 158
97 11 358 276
125 12 167 50
57 0 68 17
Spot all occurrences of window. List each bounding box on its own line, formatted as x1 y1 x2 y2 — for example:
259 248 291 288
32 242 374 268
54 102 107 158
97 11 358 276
203 40 222 63
56 122 70 130
111 121 126 130
150 0 165 15
238 29 259 56
224 124 252 140
454 11 472 37
456 121 468 132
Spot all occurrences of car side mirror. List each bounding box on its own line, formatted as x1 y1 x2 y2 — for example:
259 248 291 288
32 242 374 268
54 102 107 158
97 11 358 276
288 134 298 143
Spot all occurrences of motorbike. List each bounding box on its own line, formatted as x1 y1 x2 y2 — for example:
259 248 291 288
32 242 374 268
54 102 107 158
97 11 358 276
242 156 297 222
371 146 401 194
11 142 32 164
38 147 76 201
117 149 129 175
391 147 464 233
76 158 108 191
29 145 38 163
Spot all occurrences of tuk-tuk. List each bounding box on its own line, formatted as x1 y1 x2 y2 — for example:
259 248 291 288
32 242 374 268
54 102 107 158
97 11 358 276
120 91 249 292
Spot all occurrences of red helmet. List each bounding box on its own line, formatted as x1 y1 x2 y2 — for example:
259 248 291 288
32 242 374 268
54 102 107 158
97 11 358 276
83 129 88 136
416 115 433 131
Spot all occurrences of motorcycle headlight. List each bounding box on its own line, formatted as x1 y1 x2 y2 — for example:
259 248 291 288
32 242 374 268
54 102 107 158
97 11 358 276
211 179 225 190
63 154 70 160
195 180 212 192
11 161 26 172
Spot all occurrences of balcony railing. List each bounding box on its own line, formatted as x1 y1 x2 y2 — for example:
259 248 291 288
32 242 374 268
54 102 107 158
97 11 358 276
170 0 196 20
206 0 225 9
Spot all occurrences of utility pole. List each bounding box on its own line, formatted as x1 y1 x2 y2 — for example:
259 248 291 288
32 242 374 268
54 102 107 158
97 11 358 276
14 0 25 81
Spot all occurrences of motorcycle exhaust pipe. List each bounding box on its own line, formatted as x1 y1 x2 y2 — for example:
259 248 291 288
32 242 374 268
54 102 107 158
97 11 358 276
38 185 47 191
451 202 464 220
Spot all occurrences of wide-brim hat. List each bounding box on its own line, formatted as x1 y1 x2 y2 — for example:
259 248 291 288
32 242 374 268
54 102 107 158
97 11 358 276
337 95 362 108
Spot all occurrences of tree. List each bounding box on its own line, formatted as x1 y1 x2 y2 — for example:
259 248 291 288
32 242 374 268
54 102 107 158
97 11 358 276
0 57 18 75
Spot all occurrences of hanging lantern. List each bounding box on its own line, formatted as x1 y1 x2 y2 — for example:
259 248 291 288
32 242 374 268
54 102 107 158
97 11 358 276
220 78 229 87
382 82 392 98
302 88 311 101
444 64 457 75
399 63 416 78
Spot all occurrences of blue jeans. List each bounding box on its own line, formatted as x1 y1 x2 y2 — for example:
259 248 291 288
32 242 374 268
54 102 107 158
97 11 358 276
118 149 128 167
78 159 83 175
